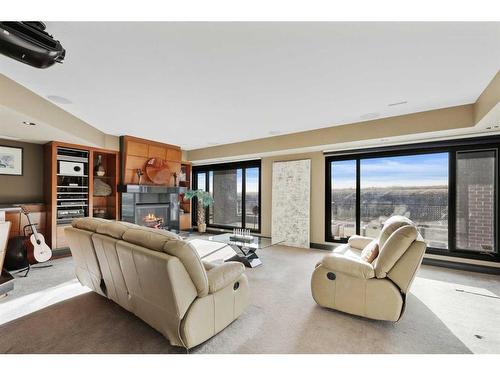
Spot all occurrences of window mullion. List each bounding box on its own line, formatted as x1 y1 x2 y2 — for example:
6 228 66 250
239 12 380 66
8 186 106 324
242 167 246 229
356 159 361 236
449 150 456 252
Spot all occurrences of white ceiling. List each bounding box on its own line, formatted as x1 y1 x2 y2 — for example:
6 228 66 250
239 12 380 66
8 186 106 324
1 22 499 150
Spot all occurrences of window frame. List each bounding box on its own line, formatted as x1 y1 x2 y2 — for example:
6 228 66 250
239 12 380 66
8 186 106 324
192 159 262 233
325 135 499 262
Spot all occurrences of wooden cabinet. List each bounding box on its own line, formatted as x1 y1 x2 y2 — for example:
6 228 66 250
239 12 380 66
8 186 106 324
180 213 191 231
55 224 70 249
5 204 46 240
44 141 119 250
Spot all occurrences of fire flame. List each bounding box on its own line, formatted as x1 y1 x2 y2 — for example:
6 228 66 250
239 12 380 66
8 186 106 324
143 213 164 228
144 213 158 222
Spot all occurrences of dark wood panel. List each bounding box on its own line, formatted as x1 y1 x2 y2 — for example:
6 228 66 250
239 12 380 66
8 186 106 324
121 135 182 186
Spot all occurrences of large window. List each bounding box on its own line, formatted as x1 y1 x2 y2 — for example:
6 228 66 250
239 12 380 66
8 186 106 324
193 160 261 232
360 153 449 249
325 136 498 262
331 160 357 240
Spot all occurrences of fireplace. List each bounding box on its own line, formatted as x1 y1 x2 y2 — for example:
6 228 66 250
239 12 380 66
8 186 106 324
119 185 186 232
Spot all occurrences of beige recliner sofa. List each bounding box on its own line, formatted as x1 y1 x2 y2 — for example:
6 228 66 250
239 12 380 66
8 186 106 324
65 218 249 349
311 216 426 322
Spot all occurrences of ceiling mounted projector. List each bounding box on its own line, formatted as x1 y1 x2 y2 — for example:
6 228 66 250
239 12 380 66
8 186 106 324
0 21 65 68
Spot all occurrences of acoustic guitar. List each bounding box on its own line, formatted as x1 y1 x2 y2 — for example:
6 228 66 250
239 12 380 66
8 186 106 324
20 206 52 263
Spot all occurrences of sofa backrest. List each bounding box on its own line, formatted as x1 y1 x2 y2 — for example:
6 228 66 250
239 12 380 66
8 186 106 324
377 215 415 249
374 216 426 293
71 218 209 297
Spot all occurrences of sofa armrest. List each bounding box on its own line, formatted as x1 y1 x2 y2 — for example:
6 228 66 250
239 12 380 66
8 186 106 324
321 254 375 279
348 235 374 250
207 262 245 293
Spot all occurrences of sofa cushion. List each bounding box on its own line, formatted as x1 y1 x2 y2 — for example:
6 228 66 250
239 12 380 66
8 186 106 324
72 217 111 232
360 239 379 263
375 224 417 278
122 227 178 251
96 221 130 239
348 235 373 250
333 244 362 259
321 253 375 279
378 215 414 249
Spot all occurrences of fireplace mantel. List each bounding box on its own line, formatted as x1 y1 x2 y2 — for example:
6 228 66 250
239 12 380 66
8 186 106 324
119 184 186 194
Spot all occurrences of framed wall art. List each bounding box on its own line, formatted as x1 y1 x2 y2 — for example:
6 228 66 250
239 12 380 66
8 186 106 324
0 145 23 176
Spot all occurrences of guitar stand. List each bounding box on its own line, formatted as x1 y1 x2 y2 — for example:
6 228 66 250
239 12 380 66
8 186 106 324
14 263 53 278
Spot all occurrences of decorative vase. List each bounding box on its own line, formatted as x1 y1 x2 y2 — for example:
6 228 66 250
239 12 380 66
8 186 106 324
95 155 106 176
93 178 112 196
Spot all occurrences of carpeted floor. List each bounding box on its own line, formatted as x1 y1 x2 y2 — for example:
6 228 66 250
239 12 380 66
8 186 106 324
1 245 499 354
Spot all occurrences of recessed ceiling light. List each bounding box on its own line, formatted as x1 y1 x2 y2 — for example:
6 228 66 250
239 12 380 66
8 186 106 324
47 95 72 104
388 101 408 107
360 112 380 120
269 130 281 136
22 121 36 126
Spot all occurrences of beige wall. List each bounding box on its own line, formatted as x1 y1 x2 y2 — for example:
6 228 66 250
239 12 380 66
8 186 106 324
0 139 44 204
187 104 474 161
474 70 500 124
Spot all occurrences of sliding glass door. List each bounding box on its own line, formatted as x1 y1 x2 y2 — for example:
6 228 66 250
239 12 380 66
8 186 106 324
245 167 260 230
209 168 243 227
325 136 498 262
193 160 261 232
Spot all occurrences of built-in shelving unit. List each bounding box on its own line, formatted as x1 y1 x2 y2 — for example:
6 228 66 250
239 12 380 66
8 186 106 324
56 147 89 225
179 161 192 230
91 149 119 220
44 141 120 250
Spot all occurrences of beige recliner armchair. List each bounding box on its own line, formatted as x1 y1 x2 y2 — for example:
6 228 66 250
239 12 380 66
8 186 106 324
311 216 426 322
65 218 249 349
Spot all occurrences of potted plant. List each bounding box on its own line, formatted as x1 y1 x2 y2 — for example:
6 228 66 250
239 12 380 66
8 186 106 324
184 189 214 233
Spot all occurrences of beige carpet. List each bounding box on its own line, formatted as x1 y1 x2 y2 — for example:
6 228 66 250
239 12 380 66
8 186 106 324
1 245 499 354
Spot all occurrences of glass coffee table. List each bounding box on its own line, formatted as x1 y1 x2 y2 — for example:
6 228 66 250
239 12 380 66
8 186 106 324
207 233 284 268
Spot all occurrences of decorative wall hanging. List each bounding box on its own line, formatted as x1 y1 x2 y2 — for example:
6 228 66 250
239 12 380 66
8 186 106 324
145 158 170 185
272 159 311 248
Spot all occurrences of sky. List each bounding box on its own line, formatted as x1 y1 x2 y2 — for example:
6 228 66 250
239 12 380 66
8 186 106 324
332 153 449 189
